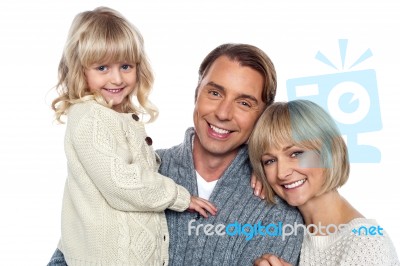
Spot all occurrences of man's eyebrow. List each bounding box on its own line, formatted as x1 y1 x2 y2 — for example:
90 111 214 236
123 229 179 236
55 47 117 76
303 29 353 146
206 81 225 91
238 94 259 104
206 81 260 104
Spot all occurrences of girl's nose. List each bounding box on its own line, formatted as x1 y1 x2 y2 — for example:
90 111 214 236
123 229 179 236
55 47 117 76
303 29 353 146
110 69 123 85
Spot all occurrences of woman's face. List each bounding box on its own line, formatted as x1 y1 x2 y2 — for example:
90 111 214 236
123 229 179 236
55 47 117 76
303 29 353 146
261 143 325 208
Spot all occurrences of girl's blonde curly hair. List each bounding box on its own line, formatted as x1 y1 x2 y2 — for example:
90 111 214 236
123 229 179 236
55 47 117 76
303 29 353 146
52 6 157 123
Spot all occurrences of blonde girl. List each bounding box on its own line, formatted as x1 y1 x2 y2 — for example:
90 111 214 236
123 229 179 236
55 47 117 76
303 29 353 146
51 7 216 266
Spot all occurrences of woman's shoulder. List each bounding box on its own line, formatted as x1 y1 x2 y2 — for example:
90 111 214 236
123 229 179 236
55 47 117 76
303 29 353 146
301 218 399 265
346 218 396 245
339 218 399 264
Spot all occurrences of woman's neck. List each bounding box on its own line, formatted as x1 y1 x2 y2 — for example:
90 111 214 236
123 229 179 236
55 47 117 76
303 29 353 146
298 190 363 235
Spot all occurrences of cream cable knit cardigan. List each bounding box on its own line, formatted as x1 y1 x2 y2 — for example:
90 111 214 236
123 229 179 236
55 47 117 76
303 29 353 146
58 100 190 266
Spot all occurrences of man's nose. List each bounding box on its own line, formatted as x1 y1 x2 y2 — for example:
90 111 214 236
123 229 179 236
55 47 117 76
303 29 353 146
215 99 234 121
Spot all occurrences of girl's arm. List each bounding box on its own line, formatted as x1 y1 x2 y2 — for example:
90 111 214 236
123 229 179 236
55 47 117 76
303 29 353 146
68 105 213 214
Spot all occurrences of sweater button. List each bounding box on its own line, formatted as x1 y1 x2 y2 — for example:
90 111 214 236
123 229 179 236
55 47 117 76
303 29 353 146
145 136 153 146
131 114 139 121
163 235 166 241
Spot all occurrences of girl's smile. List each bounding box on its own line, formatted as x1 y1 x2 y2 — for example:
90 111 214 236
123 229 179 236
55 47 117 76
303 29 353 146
85 62 137 112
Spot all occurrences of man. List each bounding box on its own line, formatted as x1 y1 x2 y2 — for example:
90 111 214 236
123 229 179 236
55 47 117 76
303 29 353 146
48 43 302 265
159 43 302 265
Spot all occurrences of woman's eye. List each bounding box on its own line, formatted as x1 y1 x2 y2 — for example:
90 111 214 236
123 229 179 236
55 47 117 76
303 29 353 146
291 151 304 158
263 159 275 165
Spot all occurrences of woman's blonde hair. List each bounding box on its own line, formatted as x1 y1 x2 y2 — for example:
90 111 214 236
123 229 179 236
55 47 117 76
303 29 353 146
248 100 350 203
52 6 157 123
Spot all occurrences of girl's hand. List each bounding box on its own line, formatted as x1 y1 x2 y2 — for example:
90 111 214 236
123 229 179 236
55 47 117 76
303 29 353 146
254 254 292 266
187 196 217 218
251 173 265 199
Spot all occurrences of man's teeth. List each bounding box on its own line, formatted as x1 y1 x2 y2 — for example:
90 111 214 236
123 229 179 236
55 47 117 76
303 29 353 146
284 179 306 189
210 124 230 134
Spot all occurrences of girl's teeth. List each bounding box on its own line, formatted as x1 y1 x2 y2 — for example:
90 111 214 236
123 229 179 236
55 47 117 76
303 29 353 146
106 89 121 93
284 179 306 189
210 124 230 134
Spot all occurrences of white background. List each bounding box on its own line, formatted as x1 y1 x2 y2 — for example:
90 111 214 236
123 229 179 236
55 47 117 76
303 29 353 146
0 0 399 265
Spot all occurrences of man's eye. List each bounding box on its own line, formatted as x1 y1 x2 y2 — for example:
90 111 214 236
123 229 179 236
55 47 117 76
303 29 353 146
209 90 220 97
239 101 251 108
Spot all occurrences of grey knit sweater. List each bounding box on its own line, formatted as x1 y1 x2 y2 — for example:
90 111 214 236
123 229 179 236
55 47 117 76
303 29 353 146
158 128 303 266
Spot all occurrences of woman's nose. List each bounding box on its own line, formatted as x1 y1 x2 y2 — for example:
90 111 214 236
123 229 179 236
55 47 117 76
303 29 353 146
277 162 293 180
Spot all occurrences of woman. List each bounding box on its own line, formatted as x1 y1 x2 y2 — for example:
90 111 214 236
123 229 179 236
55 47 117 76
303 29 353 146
248 100 399 266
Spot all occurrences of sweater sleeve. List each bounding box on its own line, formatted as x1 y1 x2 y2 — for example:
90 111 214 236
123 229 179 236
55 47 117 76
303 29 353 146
68 105 190 213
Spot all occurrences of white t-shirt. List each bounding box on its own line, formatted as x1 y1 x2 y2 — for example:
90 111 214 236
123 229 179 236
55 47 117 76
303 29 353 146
196 171 218 200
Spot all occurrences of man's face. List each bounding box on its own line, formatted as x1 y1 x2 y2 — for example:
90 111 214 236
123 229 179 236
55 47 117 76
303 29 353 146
193 56 265 158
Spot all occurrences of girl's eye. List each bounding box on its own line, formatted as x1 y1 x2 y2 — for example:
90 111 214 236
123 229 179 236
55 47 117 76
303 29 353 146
97 65 108 71
121 64 131 70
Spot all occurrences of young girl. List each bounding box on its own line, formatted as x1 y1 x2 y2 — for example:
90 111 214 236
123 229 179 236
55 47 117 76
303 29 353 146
248 100 399 266
51 7 216 265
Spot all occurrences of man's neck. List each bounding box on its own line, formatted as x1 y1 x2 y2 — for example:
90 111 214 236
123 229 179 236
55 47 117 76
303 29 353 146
192 136 239 182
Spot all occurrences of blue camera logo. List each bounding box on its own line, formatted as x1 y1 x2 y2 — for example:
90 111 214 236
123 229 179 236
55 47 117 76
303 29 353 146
286 39 382 163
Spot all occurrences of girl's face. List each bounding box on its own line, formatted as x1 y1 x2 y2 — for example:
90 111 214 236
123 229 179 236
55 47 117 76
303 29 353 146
261 143 325 208
85 62 137 112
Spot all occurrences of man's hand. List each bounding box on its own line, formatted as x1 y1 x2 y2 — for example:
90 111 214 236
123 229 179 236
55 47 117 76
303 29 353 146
254 254 292 266
187 196 217 218
251 173 265 199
